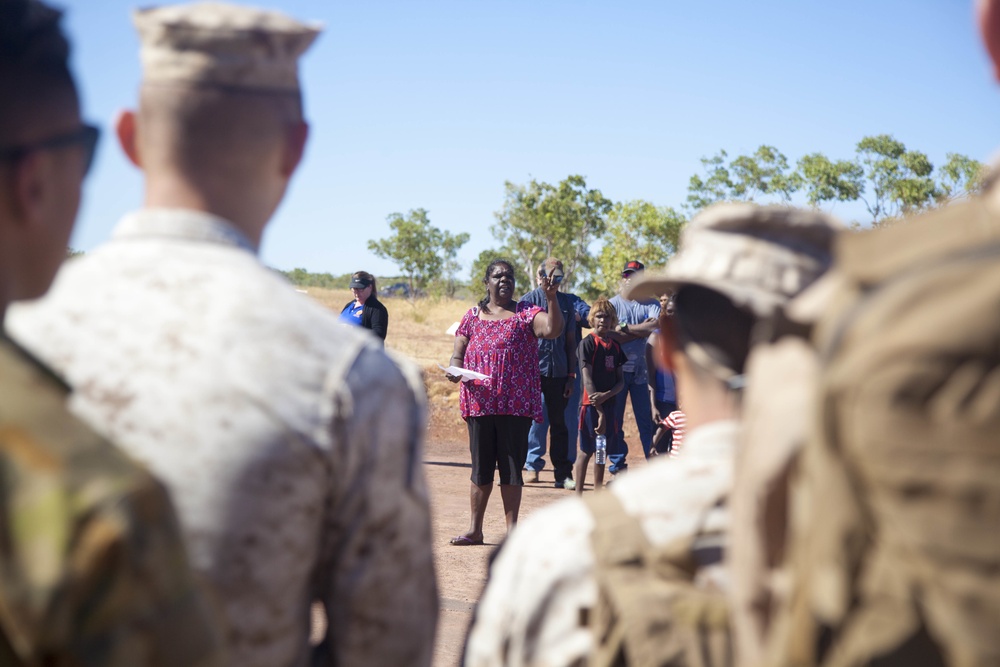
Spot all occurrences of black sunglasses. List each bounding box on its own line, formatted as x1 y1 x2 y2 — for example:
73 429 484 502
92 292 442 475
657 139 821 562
0 123 101 176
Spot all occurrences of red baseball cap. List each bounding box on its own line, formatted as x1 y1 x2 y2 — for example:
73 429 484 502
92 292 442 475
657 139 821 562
622 260 645 275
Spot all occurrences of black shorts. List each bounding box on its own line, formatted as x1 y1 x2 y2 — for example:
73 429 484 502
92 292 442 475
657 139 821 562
578 403 621 455
467 414 533 486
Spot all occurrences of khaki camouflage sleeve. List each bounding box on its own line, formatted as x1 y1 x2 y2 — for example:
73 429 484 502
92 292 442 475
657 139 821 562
43 473 226 667
313 347 438 667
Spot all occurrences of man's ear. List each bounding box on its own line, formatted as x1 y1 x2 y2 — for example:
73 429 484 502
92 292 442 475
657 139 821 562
115 110 142 168
280 121 309 177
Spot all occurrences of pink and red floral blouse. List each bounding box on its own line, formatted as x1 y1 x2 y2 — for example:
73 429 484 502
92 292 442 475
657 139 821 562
456 301 543 422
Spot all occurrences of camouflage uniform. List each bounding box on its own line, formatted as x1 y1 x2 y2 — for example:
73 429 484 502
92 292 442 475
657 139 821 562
767 183 1000 667
0 336 224 666
464 421 738 667
727 277 833 667
8 2 438 664
8 210 439 667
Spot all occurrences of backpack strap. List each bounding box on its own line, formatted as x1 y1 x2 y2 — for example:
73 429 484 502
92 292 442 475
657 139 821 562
585 489 732 667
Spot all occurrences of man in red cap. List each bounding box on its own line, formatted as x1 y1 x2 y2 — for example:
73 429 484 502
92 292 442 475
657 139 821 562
607 259 661 474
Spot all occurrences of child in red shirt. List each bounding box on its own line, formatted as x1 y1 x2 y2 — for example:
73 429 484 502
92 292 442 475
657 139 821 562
574 297 626 493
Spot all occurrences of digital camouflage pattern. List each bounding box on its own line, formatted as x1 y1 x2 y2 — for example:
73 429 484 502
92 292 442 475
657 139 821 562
587 486 732 667
727 282 832 667
133 2 321 93
0 336 224 667
464 421 738 667
8 209 439 667
768 183 1000 667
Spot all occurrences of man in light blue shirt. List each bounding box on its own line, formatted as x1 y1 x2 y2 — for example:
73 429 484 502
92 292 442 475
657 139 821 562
607 260 661 474
521 258 579 489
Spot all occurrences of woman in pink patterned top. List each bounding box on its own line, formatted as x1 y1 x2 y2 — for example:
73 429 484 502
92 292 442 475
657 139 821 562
446 259 564 546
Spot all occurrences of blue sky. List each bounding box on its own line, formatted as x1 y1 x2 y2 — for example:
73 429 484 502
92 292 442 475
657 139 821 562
58 0 1000 278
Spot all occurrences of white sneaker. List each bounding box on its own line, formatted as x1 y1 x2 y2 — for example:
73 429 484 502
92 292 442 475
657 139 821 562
562 478 577 490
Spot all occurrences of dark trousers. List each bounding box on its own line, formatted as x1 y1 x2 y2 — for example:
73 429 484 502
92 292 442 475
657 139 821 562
540 375 572 482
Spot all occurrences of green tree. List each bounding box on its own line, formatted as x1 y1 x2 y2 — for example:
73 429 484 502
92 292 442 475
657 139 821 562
434 230 472 299
686 150 733 211
589 201 687 299
797 152 864 207
730 145 802 202
687 146 801 212
280 268 343 289
936 152 986 202
368 209 469 299
855 134 937 225
491 175 612 290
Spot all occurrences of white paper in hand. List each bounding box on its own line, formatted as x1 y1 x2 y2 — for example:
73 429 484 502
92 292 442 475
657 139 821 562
438 364 490 383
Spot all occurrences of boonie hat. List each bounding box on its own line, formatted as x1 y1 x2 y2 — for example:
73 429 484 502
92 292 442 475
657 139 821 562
625 203 842 318
133 2 322 94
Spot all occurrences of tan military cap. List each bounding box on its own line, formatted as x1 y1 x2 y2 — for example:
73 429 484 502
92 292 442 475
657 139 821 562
133 2 321 93
625 203 842 317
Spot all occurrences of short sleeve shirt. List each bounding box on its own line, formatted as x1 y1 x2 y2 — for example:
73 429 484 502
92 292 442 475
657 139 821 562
655 368 677 403
609 295 661 381
338 301 364 327
457 301 544 421
578 333 626 405
520 288 576 378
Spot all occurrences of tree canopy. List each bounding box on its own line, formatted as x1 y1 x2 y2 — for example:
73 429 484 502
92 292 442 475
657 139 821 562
354 136 985 302
367 209 469 298
488 175 613 291
589 201 686 299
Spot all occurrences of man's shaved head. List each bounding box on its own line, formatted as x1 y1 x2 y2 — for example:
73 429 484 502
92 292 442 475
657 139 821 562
136 85 302 179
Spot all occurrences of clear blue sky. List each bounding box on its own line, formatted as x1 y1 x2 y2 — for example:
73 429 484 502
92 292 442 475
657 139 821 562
57 0 1000 278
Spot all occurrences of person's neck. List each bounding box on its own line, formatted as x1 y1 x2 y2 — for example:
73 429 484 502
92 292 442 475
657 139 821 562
488 297 514 312
143 171 271 249
683 388 740 432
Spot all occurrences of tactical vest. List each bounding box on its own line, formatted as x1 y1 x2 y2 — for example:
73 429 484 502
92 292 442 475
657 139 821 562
585 490 732 667
779 193 1000 667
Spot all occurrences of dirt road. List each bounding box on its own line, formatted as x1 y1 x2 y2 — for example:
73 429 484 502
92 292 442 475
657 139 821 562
425 431 572 667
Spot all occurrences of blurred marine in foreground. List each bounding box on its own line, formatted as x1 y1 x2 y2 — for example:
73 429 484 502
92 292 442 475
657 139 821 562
0 1 224 664
7 3 438 666
764 2 1000 665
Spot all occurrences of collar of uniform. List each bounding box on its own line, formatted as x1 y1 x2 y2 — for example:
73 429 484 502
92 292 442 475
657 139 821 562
0 334 72 395
112 208 257 254
680 419 739 460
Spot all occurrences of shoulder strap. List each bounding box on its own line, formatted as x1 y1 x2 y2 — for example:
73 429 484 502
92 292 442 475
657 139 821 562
586 489 732 667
